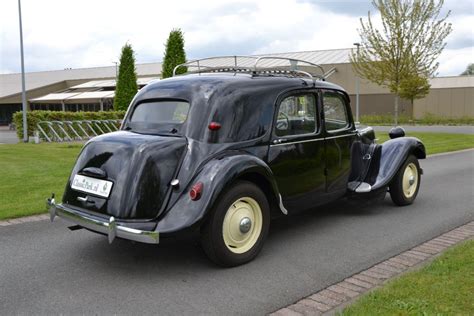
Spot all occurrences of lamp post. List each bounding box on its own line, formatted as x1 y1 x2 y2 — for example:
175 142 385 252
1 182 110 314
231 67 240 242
18 0 28 142
353 42 361 125
113 61 118 80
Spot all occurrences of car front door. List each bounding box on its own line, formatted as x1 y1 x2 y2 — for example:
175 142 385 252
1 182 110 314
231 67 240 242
322 89 357 197
267 91 326 212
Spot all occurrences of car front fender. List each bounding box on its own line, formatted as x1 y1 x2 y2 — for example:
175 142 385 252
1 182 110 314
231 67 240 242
155 154 280 234
371 137 425 191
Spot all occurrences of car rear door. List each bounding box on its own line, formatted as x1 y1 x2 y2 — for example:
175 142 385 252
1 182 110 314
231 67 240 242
322 89 357 197
267 90 326 212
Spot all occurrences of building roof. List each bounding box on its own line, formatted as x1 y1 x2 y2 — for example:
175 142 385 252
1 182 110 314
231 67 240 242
0 48 353 99
429 75 474 89
0 63 162 99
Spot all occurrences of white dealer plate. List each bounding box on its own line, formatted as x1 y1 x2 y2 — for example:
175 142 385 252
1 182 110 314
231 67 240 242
71 174 113 198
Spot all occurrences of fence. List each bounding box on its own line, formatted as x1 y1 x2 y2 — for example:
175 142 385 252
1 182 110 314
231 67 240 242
36 119 122 142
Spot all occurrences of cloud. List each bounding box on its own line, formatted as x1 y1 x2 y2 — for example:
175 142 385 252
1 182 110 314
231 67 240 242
0 0 472 76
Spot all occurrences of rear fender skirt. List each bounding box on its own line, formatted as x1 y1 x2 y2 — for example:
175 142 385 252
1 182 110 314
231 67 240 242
155 154 281 234
370 137 425 191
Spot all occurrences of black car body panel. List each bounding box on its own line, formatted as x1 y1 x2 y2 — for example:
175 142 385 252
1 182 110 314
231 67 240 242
63 131 186 219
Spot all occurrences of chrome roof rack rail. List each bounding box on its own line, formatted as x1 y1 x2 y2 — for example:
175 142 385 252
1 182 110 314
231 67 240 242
172 55 329 81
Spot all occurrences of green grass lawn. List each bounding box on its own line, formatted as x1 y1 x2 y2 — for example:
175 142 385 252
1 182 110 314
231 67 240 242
341 240 474 315
0 132 473 220
0 142 82 220
377 132 474 155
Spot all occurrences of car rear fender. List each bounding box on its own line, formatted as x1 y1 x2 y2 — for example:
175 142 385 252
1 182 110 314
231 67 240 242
155 154 281 234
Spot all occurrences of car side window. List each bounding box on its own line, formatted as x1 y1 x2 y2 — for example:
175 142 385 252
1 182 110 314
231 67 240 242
323 91 349 132
275 94 317 137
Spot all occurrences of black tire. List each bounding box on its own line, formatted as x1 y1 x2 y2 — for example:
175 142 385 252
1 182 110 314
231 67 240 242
200 181 270 267
389 155 421 206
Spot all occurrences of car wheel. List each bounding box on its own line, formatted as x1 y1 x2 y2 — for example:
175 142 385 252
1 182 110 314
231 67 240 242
389 155 421 206
200 181 270 267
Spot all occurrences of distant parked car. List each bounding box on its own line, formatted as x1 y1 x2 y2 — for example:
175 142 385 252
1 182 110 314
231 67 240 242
48 56 425 266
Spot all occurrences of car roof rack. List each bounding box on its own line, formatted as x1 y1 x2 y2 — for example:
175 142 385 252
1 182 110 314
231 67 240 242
172 56 334 81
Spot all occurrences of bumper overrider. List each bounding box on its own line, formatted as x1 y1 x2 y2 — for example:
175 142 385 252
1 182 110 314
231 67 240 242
47 195 159 244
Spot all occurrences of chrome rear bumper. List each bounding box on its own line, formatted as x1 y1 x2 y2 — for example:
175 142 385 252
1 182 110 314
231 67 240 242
47 196 159 244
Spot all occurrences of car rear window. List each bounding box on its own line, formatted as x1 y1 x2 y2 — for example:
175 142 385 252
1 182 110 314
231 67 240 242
130 101 190 124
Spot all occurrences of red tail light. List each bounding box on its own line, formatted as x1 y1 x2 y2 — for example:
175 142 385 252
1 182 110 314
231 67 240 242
190 182 203 200
208 122 221 131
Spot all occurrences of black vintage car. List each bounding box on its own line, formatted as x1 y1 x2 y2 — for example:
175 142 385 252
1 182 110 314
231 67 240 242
48 56 425 266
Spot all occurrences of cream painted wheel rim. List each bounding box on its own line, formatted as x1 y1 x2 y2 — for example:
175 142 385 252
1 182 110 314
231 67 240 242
402 162 418 198
222 197 263 254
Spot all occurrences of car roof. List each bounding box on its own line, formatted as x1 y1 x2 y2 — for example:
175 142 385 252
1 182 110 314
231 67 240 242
142 73 347 95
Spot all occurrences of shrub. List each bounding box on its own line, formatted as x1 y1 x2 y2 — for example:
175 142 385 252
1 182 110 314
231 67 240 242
13 110 126 140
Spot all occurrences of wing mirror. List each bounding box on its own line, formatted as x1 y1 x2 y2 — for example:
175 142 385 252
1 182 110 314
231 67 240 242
389 126 405 139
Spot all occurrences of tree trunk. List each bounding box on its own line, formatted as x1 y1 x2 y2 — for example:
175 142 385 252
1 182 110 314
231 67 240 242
394 95 399 126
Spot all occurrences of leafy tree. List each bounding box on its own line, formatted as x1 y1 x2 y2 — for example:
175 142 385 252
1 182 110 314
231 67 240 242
460 63 474 76
114 43 138 111
399 73 430 106
162 29 187 79
351 0 452 124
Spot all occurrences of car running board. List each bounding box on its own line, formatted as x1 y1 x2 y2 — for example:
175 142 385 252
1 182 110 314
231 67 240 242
347 181 372 193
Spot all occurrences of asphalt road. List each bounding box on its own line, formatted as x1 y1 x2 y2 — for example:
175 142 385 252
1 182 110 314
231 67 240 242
1 150 473 315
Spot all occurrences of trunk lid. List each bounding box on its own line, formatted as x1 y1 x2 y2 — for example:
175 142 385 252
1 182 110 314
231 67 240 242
63 131 186 219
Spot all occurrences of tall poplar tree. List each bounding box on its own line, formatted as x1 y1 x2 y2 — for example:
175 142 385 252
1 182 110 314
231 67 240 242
114 43 138 111
351 0 451 124
162 29 187 79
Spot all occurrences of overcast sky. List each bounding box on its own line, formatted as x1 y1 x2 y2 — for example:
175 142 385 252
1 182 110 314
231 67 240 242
1 0 472 76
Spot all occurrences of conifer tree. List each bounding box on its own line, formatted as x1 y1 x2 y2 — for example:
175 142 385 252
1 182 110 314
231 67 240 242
114 43 138 111
162 29 187 79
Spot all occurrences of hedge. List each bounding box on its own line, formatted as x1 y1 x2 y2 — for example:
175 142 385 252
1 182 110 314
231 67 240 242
13 110 126 140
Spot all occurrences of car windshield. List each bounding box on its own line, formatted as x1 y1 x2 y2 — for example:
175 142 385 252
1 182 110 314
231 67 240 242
127 101 190 134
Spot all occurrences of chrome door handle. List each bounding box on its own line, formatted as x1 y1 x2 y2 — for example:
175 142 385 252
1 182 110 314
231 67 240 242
273 138 288 144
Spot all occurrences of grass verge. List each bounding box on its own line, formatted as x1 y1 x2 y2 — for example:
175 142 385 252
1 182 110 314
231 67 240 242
0 132 473 220
0 142 82 220
376 132 474 155
341 239 474 315
361 114 474 126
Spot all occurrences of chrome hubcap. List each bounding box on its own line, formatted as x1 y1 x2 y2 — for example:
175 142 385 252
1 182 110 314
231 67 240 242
239 217 252 233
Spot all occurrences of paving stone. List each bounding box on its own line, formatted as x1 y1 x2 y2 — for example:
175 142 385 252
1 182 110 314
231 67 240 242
309 293 341 307
369 266 396 277
406 250 431 259
0 221 10 226
317 289 348 304
383 259 408 271
390 256 416 267
436 236 460 244
337 281 365 293
271 307 304 316
414 245 441 255
423 242 447 251
299 298 331 312
399 252 426 262
361 270 389 280
428 240 453 248
432 237 457 245
288 303 321 316
344 277 373 289
352 273 382 285
327 284 359 298
374 262 403 273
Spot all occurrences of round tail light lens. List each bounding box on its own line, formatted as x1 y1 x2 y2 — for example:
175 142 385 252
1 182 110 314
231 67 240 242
190 182 203 200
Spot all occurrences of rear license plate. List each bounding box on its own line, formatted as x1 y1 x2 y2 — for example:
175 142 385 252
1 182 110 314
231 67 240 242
71 174 113 198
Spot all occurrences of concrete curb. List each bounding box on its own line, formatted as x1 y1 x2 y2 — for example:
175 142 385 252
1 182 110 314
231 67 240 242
270 220 474 316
